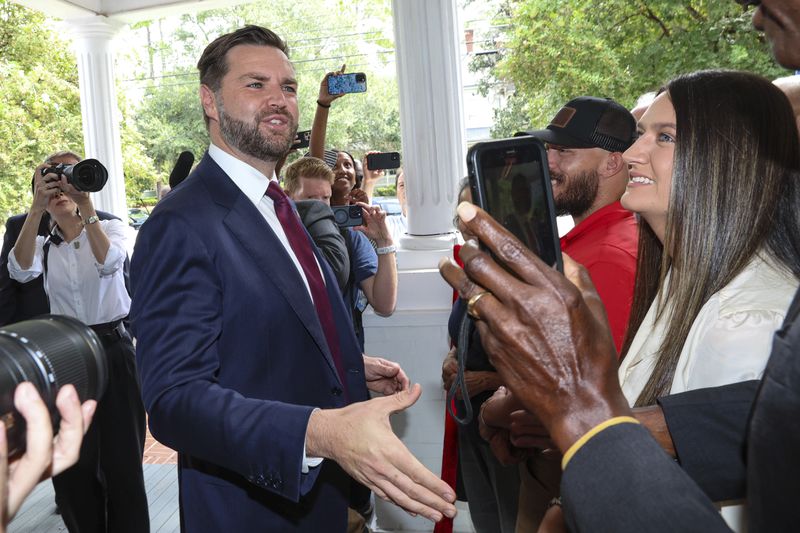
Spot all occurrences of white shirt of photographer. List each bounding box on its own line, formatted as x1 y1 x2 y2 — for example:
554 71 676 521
7 218 130 326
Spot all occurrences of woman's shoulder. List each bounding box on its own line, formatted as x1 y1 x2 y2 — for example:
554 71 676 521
717 254 799 318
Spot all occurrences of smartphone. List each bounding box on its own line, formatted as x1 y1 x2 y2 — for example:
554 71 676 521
327 73 367 95
331 205 363 227
294 130 311 150
467 136 563 272
366 152 401 170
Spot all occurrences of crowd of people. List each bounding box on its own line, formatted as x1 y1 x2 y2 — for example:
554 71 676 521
0 1 797 532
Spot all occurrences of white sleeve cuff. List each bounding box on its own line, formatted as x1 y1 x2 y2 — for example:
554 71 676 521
302 408 324 474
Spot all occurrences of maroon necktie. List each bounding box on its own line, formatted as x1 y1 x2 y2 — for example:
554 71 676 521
266 181 347 392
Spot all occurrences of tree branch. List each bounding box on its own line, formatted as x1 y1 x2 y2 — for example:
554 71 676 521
639 2 671 38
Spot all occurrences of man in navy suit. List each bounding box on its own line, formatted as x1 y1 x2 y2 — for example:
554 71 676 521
129 25 455 532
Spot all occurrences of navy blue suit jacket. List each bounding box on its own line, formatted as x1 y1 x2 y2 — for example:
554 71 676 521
130 153 369 532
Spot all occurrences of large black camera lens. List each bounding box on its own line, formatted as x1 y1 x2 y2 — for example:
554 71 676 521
64 159 108 193
41 159 109 193
0 316 107 457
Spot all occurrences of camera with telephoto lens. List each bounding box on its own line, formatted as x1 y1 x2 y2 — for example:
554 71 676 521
41 159 109 193
0 315 108 458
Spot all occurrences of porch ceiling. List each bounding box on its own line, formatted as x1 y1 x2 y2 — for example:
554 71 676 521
13 0 258 23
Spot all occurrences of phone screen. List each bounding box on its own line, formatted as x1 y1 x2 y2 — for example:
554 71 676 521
468 137 562 271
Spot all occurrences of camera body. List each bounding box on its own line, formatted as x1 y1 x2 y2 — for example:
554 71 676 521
332 205 363 227
41 158 108 193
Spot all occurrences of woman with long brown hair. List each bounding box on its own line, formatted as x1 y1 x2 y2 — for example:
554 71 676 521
617 70 800 528
618 70 800 405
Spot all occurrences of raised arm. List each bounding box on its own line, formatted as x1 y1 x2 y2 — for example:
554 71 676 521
309 66 345 159
13 165 59 270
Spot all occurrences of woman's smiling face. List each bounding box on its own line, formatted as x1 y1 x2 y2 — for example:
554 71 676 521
621 91 676 242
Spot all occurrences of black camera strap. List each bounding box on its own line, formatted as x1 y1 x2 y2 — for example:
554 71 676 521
40 228 62 309
447 312 475 426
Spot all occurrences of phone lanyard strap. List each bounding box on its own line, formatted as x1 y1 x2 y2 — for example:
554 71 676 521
447 312 475 426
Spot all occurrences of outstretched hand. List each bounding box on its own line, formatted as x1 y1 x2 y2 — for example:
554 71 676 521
438 202 630 454
0 383 96 530
306 384 456 522
363 354 410 394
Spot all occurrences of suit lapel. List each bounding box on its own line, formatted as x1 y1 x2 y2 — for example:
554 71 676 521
197 155 343 386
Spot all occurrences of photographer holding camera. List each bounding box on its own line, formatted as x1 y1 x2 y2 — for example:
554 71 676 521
6 153 149 533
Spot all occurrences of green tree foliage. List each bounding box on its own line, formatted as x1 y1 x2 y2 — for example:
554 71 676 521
0 1 163 218
477 0 789 137
125 0 399 172
0 0 83 220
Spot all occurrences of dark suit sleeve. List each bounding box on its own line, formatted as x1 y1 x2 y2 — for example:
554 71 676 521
657 381 757 502
561 423 730 533
130 211 319 502
96 210 132 300
0 217 20 326
295 201 350 291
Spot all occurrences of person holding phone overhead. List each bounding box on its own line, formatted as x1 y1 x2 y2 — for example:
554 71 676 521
308 65 398 345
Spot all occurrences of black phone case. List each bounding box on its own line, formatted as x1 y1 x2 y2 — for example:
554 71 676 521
466 136 563 273
294 130 311 149
366 152 401 170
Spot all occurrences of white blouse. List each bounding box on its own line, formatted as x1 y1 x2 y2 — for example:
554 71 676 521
8 219 130 326
618 254 799 404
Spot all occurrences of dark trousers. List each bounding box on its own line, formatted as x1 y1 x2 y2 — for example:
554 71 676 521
457 411 521 533
53 331 150 533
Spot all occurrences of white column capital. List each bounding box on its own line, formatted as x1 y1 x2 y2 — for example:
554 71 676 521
63 16 126 45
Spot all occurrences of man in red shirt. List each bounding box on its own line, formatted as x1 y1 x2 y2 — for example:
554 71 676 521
524 96 638 352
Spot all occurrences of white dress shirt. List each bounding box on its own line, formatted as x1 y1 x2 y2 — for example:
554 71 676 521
8 219 130 325
208 144 323 472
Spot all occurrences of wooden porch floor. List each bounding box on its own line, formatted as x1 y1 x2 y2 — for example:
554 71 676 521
9 429 180 533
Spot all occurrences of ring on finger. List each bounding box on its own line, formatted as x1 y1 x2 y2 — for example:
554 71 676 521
466 291 490 320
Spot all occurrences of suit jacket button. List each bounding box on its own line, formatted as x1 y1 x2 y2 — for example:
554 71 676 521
331 387 342 396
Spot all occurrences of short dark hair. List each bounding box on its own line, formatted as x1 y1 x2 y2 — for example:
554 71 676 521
197 25 289 126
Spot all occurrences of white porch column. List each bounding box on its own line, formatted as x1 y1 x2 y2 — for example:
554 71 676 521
67 17 128 220
392 0 465 250
365 2 473 532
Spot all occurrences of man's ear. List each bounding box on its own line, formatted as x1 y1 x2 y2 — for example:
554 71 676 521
601 151 626 178
199 85 219 124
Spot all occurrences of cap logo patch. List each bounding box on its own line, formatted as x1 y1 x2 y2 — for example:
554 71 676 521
550 107 576 128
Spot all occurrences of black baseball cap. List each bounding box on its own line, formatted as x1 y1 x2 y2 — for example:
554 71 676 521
517 96 636 153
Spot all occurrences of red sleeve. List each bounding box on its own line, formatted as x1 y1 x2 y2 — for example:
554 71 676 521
583 259 636 354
